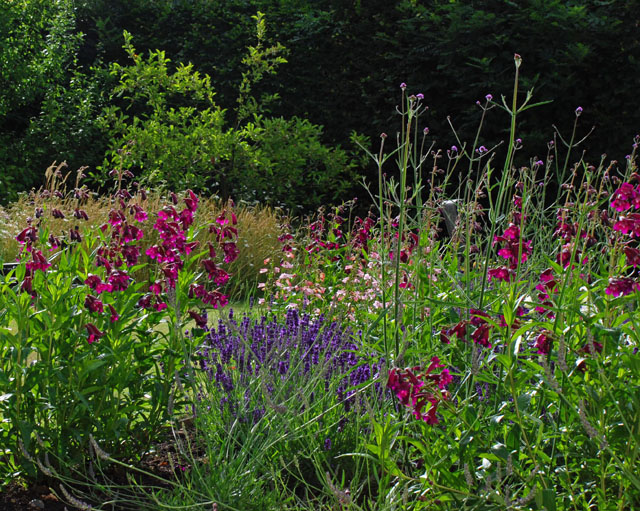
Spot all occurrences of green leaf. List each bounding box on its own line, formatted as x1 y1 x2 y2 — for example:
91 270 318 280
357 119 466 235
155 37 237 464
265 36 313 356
542 488 556 511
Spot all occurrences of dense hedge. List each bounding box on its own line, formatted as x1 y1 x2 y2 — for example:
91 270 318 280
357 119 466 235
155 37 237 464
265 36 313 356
1 0 638 207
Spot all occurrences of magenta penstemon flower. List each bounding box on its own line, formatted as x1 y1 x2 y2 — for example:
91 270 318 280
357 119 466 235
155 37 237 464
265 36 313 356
26 250 51 273
623 246 640 266
493 223 532 268
488 267 513 282
85 323 104 344
188 310 208 329
108 304 119 323
387 357 452 424
534 331 552 355
108 270 130 292
610 183 639 212
85 274 113 294
73 208 89 221
84 294 104 314
605 277 639 297
613 214 640 237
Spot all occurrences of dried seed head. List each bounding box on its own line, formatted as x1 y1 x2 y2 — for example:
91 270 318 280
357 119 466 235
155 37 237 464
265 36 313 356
36 457 53 477
59 485 93 511
464 463 474 487
89 435 111 461
19 439 34 463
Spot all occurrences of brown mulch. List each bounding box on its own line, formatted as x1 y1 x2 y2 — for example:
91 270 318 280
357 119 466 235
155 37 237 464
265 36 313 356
0 481 67 511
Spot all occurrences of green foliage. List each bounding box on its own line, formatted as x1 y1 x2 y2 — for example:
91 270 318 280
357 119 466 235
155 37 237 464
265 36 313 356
0 0 83 201
98 29 357 213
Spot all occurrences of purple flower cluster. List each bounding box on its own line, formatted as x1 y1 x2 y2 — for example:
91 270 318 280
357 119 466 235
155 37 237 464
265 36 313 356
196 308 382 424
607 180 640 297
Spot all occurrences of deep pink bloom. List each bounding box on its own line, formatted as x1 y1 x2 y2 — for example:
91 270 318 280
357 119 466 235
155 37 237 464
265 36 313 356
130 204 148 222
108 270 130 292
222 242 239 263
149 281 163 295
154 302 168 312
70 228 82 243
202 259 230 285
85 323 104 344
73 208 89 221
26 250 51 273
605 277 639 297
472 323 491 348
449 320 468 340
610 183 639 212
535 332 552 355
21 276 34 295
122 223 144 243
387 357 452 424
613 214 640 237
624 246 640 266
188 310 208 329
121 245 140 266
108 209 126 227
48 234 61 250
162 264 180 287
51 209 65 219
85 274 113 294
488 267 512 282
494 223 532 268
108 304 119 322
84 294 104 313
470 309 490 326
137 294 153 309
16 226 37 246
184 190 198 212
179 208 194 228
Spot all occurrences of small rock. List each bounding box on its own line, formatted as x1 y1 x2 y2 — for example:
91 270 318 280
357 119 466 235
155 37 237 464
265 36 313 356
29 499 45 509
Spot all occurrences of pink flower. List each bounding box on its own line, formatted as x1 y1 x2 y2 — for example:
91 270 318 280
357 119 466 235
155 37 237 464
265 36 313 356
610 183 639 212
73 208 89 221
108 270 130 292
85 323 104 344
624 246 640 266
108 209 126 227
16 226 37 246
222 242 239 263
488 267 512 282
184 190 199 213
387 357 452 424
535 332 551 355
605 277 639 297
26 250 51 273
188 310 208 329
122 223 144 243
121 245 140 266
149 281 163 295
613 214 640 237
108 304 119 322
84 294 104 314
472 323 491 348
202 259 230 285
137 294 153 309
85 274 113 294
130 204 148 222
